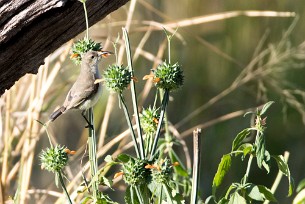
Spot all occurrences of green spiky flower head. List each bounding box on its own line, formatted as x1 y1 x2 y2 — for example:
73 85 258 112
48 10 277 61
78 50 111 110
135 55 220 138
150 158 173 184
70 38 102 65
153 62 184 91
103 65 132 93
121 156 150 186
40 145 69 173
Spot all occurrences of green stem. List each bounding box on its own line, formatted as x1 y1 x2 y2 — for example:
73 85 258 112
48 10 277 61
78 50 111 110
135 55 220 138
159 89 170 142
168 36 171 64
135 185 144 204
83 1 89 40
263 151 290 204
57 171 73 204
123 28 145 159
150 89 170 160
119 94 140 158
88 108 99 199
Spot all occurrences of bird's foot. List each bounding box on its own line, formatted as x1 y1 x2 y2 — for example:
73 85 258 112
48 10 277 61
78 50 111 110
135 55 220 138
85 123 94 130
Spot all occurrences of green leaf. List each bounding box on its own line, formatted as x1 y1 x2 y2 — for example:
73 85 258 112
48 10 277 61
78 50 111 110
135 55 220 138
205 195 216 204
148 180 165 200
117 154 131 163
257 185 277 202
238 143 253 159
80 196 92 204
297 178 305 192
243 111 255 117
232 128 251 151
169 150 188 177
255 134 270 172
212 154 232 195
262 150 271 173
259 101 275 116
272 155 294 196
100 175 113 189
247 184 264 201
228 192 247 204
293 188 305 204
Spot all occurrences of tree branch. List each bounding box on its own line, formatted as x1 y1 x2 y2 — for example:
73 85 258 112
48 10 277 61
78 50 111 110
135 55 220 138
0 0 129 94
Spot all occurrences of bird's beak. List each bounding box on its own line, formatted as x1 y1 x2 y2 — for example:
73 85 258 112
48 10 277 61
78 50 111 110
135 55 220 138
98 50 113 58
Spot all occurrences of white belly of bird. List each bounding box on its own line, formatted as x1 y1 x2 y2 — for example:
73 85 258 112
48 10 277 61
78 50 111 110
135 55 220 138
79 83 102 110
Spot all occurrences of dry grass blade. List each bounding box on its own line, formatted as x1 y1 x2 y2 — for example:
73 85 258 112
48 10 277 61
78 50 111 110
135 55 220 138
136 11 296 31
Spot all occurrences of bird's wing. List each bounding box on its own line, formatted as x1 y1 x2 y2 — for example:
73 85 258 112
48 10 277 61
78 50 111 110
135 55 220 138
63 82 99 110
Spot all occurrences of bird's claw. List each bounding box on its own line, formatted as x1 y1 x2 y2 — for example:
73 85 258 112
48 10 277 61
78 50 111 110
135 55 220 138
85 123 94 130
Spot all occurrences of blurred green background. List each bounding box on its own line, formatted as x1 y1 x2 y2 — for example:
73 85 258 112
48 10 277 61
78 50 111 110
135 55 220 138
43 0 305 203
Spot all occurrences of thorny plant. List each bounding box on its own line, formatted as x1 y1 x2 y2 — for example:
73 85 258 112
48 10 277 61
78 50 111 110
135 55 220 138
39 0 190 203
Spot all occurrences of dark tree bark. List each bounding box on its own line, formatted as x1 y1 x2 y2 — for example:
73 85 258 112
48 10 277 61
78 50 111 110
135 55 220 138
0 0 129 95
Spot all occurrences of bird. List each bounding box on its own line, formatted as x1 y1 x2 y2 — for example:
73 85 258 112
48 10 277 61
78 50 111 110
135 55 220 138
49 50 111 127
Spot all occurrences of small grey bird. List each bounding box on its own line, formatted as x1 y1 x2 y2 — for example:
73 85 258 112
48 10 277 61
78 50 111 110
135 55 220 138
49 50 110 126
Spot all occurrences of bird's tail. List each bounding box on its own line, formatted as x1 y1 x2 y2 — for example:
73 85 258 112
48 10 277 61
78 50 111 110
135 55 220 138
49 106 66 121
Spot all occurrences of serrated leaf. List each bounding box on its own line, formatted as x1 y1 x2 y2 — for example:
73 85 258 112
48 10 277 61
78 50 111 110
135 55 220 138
272 154 294 196
100 175 113 189
293 188 305 204
257 185 277 202
117 154 131 163
228 192 247 204
212 154 232 195
247 184 264 201
232 129 251 151
297 178 305 192
259 101 275 116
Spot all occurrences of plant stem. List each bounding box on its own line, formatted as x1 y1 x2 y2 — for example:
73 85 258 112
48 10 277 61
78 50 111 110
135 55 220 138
191 129 201 204
159 89 170 142
123 28 145 159
88 108 99 199
57 171 73 204
135 185 144 204
150 89 170 160
263 151 290 204
168 36 171 64
82 1 89 40
119 94 140 158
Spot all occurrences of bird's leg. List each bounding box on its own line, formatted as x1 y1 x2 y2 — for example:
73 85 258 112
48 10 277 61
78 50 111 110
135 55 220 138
81 111 94 130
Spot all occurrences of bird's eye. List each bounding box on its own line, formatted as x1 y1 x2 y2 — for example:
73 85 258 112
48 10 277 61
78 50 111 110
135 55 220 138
91 55 94 59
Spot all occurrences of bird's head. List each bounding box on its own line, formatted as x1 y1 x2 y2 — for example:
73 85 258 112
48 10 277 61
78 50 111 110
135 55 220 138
82 50 112 67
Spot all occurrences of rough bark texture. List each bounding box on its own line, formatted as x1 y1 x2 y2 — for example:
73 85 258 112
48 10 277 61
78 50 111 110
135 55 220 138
0 0 129 95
